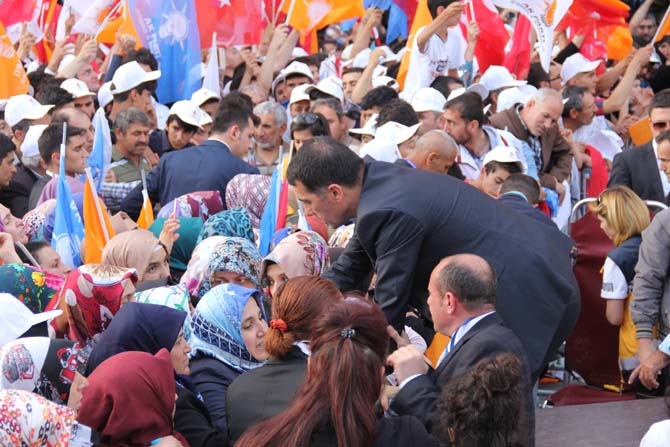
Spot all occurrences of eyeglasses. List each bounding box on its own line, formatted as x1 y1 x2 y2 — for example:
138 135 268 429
293 113 319 125
652 121 670 132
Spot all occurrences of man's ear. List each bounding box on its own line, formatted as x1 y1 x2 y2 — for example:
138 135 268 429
228 124 241 140
50 152 59 167
326 183 345 202
569 108 579 120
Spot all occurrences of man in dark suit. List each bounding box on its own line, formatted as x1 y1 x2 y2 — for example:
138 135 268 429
387 254 534 445
287 137 579 381
608 89 670 203
121 97 260 220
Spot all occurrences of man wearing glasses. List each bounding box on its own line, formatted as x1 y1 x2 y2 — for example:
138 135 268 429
608 89 670 204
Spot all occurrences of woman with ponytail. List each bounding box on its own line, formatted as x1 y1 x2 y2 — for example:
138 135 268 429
235 297 438 447
226 276 343 443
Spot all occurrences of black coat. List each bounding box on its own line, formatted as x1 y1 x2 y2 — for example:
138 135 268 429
120 139 259 220
310 416 439 447
189 354 240 434
391 314 535 446
226 347 307 443
322 160 579 380
608 142 667 203
0 164 39 218
175 381 229 447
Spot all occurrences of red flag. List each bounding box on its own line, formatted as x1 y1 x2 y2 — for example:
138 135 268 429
0 0 37 28
503 14 531 80
196 0 263 48
464 0 509 74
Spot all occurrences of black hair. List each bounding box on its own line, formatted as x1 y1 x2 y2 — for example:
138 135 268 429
38 123 87 165
11 119 31 134
527 63 550 89
36 85 74 110
0 133 16 161
431 75 463 99
287 136 364 192
342 67 364 76
360 86 398 111
484 160 523 176
652 89 670 111
428 0 460 19
166 115 199 134
17 241 50 265
123 48 159 71
657 129 670 146
435 256 497 310
211 98 258 134
376 98 419 127
28 69 55 99
112 81 156 103
500 173 541 204
290 112 331 139
311 98 344 118
444 93 486 126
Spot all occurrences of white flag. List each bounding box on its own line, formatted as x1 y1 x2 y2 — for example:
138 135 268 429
202 33 221 95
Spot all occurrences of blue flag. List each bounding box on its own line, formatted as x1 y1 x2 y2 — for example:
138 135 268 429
258 169 281 256
128 0 202 104
88 108 112 192
52 144 85 268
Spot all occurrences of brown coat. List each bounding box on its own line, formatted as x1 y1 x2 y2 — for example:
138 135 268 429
489 107 573 189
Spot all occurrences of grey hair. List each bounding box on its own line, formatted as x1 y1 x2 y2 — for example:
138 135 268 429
311 98 344 118
253 101 288 127
114 107 151 134
21 154 41 169
525 87 562 107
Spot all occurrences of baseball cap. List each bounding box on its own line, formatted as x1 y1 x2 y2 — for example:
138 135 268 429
560 53 601 84
21 124 48 159
483 145 526 172
169 100 207 129
98 81 114 109
480 65 526 92
349 113 378 137
110 61 161 95
191 87 221 106
497 85 538 112
306 77 344 103
371 75 400 91
5 95 54 127
446 83 490 102
289 83 313 105
272 61 314 94
375 121 420 145
0 293 63 346
411 87 447 113
60 78 95 98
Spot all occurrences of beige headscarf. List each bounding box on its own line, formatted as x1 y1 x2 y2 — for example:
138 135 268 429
102 229 161 281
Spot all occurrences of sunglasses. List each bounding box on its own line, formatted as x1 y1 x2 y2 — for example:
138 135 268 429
652 121 670 132
293 113 320 125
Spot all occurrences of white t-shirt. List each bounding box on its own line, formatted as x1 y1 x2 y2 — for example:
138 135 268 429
641 420 670 447
403 26 465 101
601 257 628 300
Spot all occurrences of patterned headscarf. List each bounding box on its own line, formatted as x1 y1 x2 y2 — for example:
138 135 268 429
135 284 193 341
0 337 90 405
157 190 224 222
225 174 271 228
329 223 356 248
181 236 262 299
0 264 64 312
22 199 56 242
53 264 138 344
262 231 330 281
189 284 266 373
0 389 77 446
196 207 255 245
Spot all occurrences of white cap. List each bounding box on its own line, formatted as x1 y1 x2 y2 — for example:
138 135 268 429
191 87 221 106
561 53 600 84
359 138 400 162
446 83 490 102
291 47 309 58
375 121 420 145
496 85 538 112
371 75 399 91
349 113 378 137
169 100 207 129
0 293 63 346
352 46 401 68
60 78 95 98
483 145 526 172
411 87 446 113
271 61 314 94
200 111 212 126
110 61 161 95
20 124 47 158
5 95 54 127
480 65 526 92
289 83 313 105
306 76 344 103
98 81 114 108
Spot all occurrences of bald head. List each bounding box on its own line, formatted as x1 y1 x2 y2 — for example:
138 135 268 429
434 254 497 311
406 130 458 174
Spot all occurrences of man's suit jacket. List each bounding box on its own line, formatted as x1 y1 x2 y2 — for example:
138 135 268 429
390 314 534 446
323 160 579 380
607 142 666 203
121 139 259 220
0 165 39 218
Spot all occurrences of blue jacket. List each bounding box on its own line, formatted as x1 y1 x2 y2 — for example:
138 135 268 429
121 139 259 220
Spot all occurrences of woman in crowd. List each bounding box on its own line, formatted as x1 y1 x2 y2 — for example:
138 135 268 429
261 230 330 298
149 217 203 282
227 276 342 442
188 284 269 434
433 353 524 447
0 263 63 312
591 185 650 384
225 174 271 229
290 112 330 151
17 240 71 278
236 297 438 447
196 207 255 245
180 236 262 304
78 349 189 447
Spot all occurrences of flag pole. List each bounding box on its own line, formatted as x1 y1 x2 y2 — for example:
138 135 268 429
274 0 289 24
284 0 297 25
94 0 124 40
468 0 475 22
85 168 110 243
652 6 670 44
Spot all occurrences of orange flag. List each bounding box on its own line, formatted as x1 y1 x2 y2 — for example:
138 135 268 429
0 21 30 98
137 189 154 229
655 6 670 43
83 172 116 263
95 1 140 46
282 0 364 34
396 0 431 90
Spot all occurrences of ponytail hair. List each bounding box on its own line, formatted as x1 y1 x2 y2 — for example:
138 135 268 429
264 276 343 358
236 297 389 447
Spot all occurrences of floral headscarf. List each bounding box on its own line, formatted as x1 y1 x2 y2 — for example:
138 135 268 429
0 337 90 405
135 284 193 341
225 174 271 228
196 207 255 245
50 264 138 344
0 389 77 446
181 236 262 299
157 190 224 222
262 231 330 281
22 199 56 242
329 223 356 248
189 284 266 373
0 264 64 313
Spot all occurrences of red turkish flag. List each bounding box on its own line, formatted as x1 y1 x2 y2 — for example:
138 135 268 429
0 0 37 27
464 0 509 74
196 0 264 48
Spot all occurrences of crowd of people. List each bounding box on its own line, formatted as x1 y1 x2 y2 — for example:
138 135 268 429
1 0 670 445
